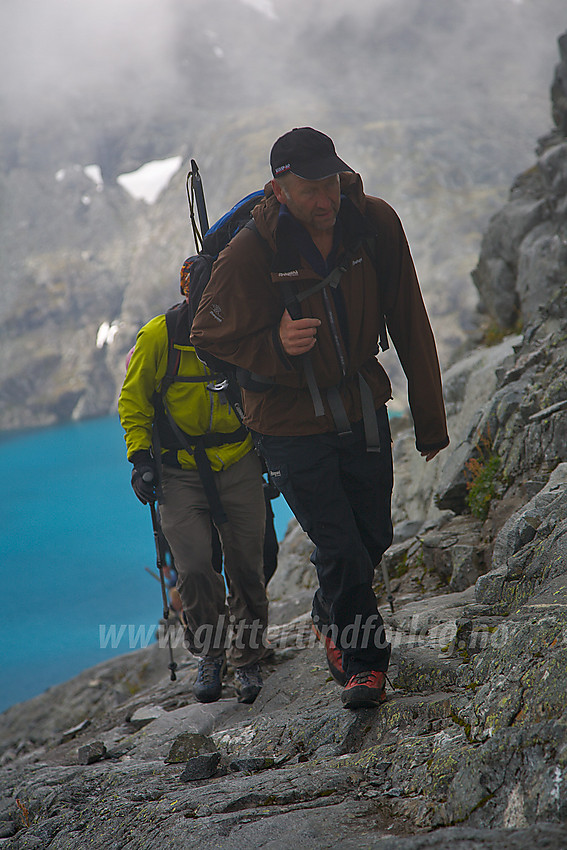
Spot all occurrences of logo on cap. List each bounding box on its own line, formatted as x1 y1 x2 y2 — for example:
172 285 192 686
270 127 352 181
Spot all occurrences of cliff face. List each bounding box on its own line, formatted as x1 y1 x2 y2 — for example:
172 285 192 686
1 26 567 850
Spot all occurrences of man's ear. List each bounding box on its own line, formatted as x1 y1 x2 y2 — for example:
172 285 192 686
271 178 287 205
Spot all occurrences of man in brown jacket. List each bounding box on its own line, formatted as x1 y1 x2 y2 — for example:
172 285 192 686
191 127 449 709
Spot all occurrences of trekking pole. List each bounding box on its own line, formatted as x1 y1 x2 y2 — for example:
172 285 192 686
145 567 189 629
381 561 395 614
186 159 209 253
148 499 178 681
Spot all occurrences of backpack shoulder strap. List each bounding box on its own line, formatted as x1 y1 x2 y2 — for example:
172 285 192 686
161 302 187 392
161 302 213 391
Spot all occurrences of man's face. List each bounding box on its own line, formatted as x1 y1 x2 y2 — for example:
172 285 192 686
272 173 341 237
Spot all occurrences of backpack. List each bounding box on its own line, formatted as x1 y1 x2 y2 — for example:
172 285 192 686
183 189 270 393
184 186 265 327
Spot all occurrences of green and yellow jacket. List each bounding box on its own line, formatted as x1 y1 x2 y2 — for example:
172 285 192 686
118 313 252 472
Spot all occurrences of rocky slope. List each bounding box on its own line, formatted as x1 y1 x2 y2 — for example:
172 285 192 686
1 0 566 430
1 24 567 850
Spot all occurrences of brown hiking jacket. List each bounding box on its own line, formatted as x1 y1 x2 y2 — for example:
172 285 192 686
190 172 449 453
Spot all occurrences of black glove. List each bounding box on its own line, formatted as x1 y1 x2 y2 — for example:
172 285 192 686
130 450 156 504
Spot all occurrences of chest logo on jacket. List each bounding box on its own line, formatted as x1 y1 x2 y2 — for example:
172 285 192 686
210 304 224 323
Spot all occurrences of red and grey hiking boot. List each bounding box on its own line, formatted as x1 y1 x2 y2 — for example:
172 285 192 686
312 624 347 686
341 670 387 709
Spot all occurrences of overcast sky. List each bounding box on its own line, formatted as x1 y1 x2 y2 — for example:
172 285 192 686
1 0 178 116
3 0 562 124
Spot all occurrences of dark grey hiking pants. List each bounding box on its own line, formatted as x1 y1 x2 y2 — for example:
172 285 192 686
254 406 393 676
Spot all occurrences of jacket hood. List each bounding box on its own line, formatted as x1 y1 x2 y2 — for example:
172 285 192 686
253 172 367 249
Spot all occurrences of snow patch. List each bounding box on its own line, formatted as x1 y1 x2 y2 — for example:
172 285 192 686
117 155 183 204
84 164 104 191
96 321 120 348
239 0 278 20
551 766 563 805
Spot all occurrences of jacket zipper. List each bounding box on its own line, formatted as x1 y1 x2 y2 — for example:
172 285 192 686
322 288 347 376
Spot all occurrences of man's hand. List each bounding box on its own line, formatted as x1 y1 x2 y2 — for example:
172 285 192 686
279 309 321 356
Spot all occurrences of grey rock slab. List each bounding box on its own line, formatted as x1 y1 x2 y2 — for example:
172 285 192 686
118 699 239 762
128 703 168 730
77 740 107 765
179 752 221 782
228 757 276 772
166 731 218 764
491 462 567 568
366 824 567 849
388 587 476 636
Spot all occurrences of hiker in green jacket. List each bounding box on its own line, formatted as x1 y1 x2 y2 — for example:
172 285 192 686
118 263 269 705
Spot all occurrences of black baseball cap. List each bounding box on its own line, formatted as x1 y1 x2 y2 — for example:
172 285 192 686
270 127 353 180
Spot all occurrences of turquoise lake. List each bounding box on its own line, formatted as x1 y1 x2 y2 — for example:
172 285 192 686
0 416 294 713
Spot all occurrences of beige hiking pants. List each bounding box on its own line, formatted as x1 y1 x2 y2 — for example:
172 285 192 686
158 449 268 667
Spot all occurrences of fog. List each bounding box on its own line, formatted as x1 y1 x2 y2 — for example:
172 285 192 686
2 0 564 140
0 0 180 119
